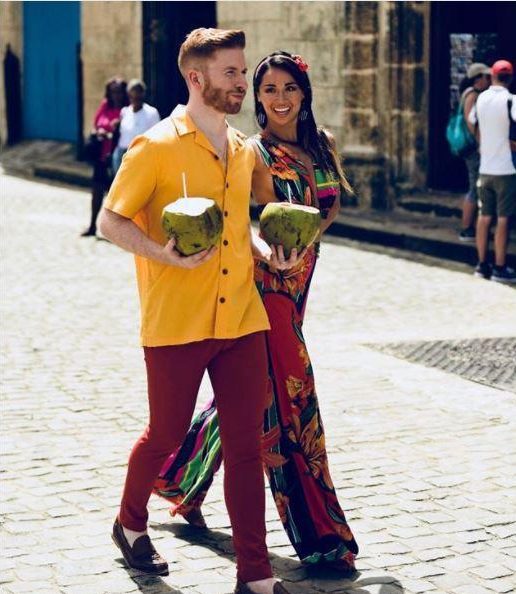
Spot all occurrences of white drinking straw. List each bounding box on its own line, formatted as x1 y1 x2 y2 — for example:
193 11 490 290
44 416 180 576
182 172 188 198
287 183 293 204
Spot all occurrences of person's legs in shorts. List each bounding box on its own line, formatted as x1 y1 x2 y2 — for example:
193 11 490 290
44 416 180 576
476 175 496 263
460 152 480 239
492 175 516 281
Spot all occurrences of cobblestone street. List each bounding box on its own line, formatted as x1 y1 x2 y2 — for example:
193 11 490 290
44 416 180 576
1 174 516 594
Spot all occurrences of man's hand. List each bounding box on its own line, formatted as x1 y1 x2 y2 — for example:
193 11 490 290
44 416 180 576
98 208 217 268
160 237 217 269
269 245 306 271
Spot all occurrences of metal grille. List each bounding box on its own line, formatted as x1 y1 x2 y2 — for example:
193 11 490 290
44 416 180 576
367 337 516 393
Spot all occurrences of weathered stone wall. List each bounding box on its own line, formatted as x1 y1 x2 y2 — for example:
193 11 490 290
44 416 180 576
81 2 143 137
0 1 23 147
217 0 430 209
384 1 429 195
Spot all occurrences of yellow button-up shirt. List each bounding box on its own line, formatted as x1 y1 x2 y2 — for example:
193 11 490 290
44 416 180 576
104 111 270 347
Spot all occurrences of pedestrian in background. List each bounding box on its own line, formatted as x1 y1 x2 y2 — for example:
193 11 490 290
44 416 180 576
81 77 128 237
458 63 491 242
111 79 160 175
469 60 516 283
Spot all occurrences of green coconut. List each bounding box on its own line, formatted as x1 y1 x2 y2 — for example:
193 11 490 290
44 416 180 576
161 197 223 256
259 202 321 259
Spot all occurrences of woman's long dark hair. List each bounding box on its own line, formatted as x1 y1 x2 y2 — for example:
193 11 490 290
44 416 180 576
104 76 128 108
253 51 352 195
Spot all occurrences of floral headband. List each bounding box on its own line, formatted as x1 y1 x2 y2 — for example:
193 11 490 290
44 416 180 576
255 52 310 75
292 54 309 72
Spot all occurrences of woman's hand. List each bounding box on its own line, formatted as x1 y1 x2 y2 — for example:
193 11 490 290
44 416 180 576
251 232 273 263
269 245 306 271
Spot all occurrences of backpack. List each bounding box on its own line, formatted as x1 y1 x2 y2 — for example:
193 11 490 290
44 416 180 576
446 90 477 158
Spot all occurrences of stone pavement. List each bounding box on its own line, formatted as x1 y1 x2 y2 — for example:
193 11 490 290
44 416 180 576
1 174 515 594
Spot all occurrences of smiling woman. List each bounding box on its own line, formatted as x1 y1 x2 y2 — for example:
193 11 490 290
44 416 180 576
258 69 305 135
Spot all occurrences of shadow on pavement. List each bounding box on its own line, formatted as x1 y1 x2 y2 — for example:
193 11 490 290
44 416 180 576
152 523 404 593
112 555 183 594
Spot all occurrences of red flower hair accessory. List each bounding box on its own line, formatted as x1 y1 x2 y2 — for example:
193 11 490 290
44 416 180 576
292 54 309 72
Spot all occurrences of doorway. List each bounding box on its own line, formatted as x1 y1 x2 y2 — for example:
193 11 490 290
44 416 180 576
142 1 217 118
22 1 81 142
428 1 516 191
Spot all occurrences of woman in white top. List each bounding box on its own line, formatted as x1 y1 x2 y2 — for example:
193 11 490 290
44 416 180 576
112 79 161 174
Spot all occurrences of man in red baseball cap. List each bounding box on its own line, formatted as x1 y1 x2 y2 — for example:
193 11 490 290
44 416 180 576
491 60 514 77
468 59 516 283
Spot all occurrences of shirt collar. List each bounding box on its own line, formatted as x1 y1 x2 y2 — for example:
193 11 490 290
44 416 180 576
171 109 245 155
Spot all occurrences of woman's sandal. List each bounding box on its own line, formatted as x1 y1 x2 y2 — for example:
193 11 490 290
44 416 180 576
326 551 357 575
172 506 207 529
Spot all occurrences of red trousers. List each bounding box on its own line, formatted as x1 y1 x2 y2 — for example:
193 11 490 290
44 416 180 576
119 332 273 582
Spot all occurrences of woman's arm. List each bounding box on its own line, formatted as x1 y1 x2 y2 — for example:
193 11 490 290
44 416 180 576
319 129 345 234
250 139 277 206
92 99 107 133
463 92 478 137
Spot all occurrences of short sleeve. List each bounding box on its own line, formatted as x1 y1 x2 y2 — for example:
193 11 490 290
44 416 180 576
150 108 161 126
104 135 157 219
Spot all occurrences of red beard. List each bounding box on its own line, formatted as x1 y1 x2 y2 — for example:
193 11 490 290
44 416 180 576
202 80 245 115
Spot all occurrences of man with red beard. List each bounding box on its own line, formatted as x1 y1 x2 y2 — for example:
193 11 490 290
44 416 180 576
98 29 292 594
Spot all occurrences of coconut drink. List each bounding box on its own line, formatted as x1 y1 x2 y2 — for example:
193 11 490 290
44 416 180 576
162 197 223 256
259 202 321 259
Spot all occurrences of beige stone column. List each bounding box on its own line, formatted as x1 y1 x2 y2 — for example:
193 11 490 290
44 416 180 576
0 1 23 147
81 1 143 137
341 1 430 207
383 1 430 194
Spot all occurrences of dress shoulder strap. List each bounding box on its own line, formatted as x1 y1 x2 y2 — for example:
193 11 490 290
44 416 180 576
251 135 274 167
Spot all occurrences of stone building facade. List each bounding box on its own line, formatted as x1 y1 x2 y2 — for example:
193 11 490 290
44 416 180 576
217 1 429 208
2 1 515 207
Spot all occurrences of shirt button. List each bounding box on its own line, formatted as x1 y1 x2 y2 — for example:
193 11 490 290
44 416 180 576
214 155 219 160
226 182 229 188
224 211 228 217
222 268 228 275
223 239 228 246
219 297 226 303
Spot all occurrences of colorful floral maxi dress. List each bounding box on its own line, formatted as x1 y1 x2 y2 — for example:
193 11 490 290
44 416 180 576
154 136 359 566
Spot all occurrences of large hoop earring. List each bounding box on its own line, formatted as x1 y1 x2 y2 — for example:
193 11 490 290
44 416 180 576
257 103 267 127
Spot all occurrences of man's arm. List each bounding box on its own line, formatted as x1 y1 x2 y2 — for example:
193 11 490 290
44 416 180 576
99 208 216 269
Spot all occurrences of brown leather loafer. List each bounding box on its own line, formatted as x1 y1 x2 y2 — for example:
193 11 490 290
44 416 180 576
112 517 169 576
234 581 292 594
